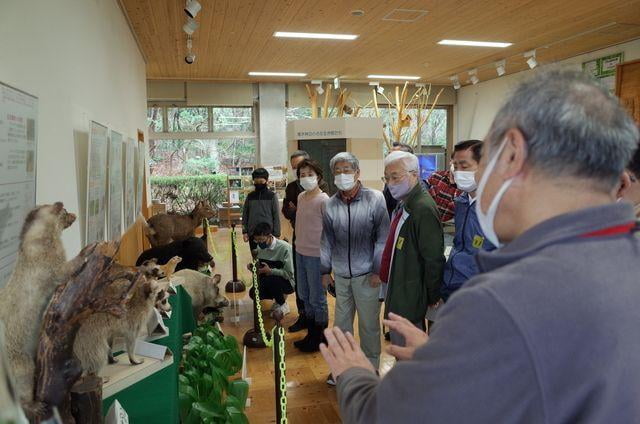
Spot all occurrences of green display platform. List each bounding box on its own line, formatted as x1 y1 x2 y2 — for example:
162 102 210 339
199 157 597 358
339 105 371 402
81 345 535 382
102 285 196 423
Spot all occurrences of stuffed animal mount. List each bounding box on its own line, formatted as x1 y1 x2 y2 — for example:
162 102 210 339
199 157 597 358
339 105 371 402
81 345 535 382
138 200 215 247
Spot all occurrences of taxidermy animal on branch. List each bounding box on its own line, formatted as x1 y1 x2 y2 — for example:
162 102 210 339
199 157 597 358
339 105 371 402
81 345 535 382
138 200 215 247
0 202 77 405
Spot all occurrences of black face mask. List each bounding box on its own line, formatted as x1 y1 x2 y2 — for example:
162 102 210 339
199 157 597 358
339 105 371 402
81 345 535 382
254 183 267 191
257 242 269 249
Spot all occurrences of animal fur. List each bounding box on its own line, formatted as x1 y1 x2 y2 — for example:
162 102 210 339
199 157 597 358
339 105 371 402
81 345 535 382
73 261 168 375
136 237 213 271
0 202 76 405
172 269 228 322
159 256 182 280
139 201 215 247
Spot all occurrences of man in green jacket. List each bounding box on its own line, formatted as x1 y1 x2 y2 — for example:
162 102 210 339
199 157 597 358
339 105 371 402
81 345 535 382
380 151 445 346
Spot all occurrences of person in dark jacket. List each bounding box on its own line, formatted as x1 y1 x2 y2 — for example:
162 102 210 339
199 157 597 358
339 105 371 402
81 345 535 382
441 141 496 301
617 140 640 217
319 70 640 424
242 168 280 254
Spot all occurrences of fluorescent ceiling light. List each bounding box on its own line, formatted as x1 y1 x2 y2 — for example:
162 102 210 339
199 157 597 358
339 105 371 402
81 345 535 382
438 39 512 48
274 31 358 40
367 75 420 80
248 72 307 77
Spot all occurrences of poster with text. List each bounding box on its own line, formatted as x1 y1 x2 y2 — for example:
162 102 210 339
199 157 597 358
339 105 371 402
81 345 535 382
124 137 136 228
86 121 108 245
0 83 37 287
136 142 145 217
108 131 123 240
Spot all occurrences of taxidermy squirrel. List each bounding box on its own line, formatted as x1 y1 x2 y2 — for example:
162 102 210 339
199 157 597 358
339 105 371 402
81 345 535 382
138 201 215 247
73 260 169 376
0 202 76 404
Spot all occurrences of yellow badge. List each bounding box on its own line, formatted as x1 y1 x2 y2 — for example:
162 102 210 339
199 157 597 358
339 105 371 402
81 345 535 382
396 237 405 250
472 235 484 249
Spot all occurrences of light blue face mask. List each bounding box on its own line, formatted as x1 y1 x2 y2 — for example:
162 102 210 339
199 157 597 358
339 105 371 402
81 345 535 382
388 177 413 200
475 138 514 247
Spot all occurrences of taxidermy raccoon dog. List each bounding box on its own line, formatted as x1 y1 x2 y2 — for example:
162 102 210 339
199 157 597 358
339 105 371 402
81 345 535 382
73 260 168 376
138 200 215 247
0 202 76 403
172 269 228 322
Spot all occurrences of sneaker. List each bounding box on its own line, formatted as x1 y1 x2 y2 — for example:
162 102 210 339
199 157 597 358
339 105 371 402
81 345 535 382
271 302 290 318
326 373 336 386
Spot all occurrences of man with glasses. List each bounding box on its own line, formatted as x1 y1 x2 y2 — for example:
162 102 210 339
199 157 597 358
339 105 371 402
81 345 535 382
320 152 389 384
381 151 445 345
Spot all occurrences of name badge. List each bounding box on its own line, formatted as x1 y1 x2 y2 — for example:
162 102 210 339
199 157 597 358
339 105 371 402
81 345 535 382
396 237 405 250
472 235 484 249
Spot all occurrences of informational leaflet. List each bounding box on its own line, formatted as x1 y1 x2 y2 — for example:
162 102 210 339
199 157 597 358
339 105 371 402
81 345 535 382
86 121 108 245
0 82 37 288
136 142 145 217
124 138 136 228
108 131 123 240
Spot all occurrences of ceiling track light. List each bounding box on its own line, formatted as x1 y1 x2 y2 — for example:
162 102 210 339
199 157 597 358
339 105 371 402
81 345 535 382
495 59 506 76
311 80 324 94
369 81 384 94
183 18 199 35
449 75 461 90
524 50 538 69
184 0 202 18
468 68 479 85
334 77 340 89
185 36 195 64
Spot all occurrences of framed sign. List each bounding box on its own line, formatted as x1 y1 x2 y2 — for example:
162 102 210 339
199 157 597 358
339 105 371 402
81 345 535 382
124 138 136 228
86 121 108 245
108 131 123 240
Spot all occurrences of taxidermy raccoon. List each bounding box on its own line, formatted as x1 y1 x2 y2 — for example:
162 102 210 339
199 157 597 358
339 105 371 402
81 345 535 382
73 260 168 376
0 202 76 403
172 269 228 322
138 201 215 247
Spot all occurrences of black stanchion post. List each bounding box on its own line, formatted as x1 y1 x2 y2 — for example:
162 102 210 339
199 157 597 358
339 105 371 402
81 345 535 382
225 223 246 293
273 324 283 423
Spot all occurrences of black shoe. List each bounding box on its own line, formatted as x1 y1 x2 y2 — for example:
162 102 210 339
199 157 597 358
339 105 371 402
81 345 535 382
294 318 314 349
299 324 327 353
288 315 306 333
326 373 336 386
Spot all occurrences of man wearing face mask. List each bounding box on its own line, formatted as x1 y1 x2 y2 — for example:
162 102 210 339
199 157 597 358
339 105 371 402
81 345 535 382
319 70 640 423
441 141 496 301
242 168 281 255
320 152 390 384
617 142 640 217
381 151 445 345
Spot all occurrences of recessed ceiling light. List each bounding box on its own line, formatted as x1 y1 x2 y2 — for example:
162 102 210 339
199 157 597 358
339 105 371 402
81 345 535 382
367 74 420 80
248 72 307 77
274 31 358 40
438 39 512 48
351 9 365 17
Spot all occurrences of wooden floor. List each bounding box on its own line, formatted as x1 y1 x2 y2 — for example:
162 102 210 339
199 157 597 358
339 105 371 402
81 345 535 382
212 227 394 424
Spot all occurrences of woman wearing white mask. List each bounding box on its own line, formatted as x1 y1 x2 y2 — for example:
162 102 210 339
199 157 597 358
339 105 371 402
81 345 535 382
441 141 496 301
292 159 330 352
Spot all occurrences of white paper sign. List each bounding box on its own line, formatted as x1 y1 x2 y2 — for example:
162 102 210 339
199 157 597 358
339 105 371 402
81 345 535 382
108 131 123 240
134 339 168 360
0 82 37 288
105 400 129 424
147 308 168 337
123 138 136 228
86 121 108 245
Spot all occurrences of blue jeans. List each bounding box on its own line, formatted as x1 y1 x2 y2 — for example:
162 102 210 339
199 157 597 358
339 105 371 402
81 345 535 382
296 253 328 325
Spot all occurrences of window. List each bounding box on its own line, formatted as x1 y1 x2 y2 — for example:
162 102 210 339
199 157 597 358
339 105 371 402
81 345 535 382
286 107 314 121
212 107 253 132
420 108 447 147
167 107 209 132
356 106 448 147
147 107 163 132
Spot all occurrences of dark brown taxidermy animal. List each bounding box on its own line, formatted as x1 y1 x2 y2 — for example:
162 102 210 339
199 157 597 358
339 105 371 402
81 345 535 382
0 202 77 406
139 200 215 247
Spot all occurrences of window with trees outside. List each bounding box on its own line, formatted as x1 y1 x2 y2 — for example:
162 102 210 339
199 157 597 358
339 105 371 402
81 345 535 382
359 106 448 147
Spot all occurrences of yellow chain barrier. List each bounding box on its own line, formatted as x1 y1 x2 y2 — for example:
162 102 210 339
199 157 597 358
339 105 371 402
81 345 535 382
251 260 288 423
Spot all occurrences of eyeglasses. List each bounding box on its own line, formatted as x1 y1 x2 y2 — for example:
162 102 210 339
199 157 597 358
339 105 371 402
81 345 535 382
383 172 411 184
334 167 355 175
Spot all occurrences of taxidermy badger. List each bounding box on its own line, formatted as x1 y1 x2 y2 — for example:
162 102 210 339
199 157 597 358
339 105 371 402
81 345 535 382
73 260 169 376
138 200 215 247
172 269 229 322
0 202 76 404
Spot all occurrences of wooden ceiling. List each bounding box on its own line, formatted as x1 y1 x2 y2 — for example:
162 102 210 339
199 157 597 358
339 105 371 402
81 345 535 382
121 0 640 86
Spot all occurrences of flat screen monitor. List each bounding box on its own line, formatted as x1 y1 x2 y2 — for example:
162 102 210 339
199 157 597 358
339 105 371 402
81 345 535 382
417 153 444 180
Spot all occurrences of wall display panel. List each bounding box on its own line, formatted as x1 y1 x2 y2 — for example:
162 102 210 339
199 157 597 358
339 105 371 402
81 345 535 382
108 131 124 240
0 82 37 287
86 121 108 245
124 138 136 228
136 142 145 217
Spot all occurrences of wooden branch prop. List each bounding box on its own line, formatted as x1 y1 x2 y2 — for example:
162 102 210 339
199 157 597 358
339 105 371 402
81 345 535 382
305 84 318 118
33 241 143 422
70 375 102 424
322 84 333 118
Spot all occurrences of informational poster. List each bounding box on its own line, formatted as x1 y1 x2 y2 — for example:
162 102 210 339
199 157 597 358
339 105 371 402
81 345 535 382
135 142 145 217
86 121 108 245
582 52 624 93
108 131 123 240
0 82 37 288
123 137 136 228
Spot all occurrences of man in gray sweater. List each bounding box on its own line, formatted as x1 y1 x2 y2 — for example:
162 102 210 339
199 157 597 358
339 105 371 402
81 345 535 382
319 70 640 423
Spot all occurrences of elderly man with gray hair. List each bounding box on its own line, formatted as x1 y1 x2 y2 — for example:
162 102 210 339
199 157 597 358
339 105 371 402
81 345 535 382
320 152 390 384
319 70 640 423
380 150 444 345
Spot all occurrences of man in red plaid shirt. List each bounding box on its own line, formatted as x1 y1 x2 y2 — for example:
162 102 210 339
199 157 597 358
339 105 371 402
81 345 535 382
427 140 482 222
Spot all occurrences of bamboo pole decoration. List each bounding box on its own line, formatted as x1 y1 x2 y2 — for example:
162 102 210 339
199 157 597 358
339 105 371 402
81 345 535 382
305 84 318 118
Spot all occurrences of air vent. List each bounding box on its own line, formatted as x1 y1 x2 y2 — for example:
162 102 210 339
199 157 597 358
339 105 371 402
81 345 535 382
382 9 428 22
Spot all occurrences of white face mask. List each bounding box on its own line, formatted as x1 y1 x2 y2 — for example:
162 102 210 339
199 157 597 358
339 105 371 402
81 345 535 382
476 138 513 247
454 171 477 193
300 176 318 191
335 173 356 191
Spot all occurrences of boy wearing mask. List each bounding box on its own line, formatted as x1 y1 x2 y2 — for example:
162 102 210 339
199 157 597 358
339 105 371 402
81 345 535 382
242 168 281 254
441 141 496 301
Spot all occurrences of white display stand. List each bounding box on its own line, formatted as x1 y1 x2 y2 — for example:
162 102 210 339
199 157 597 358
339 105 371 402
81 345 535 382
101 349 173 399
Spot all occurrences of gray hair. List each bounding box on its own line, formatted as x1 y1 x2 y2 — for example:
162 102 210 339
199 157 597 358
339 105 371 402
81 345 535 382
330 152 360 173
384 151 419 173
486 69 639 191
290 150 310 161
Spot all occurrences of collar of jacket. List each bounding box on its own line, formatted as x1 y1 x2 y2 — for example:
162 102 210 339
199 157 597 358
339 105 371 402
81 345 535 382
402 181 426 213
477 202 636 273
339 182 363 204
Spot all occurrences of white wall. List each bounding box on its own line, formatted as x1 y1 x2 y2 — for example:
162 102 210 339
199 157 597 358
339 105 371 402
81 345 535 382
258 83 287 166
457 39 640 140
0 0 147 254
